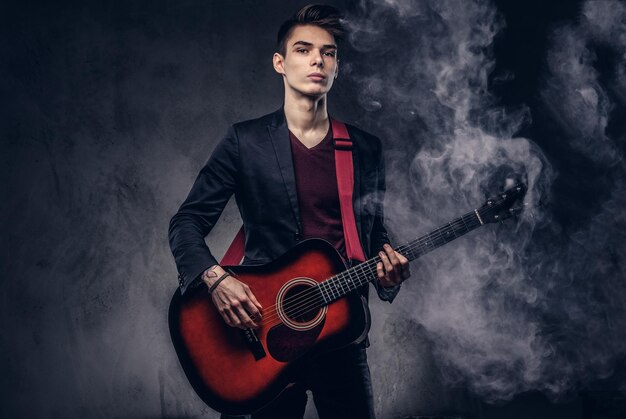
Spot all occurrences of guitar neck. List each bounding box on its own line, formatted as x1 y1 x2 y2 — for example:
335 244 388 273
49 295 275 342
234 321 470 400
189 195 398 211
315 209 484 305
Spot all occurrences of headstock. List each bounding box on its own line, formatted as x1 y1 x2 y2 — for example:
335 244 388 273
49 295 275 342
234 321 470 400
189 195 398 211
477 183 527 224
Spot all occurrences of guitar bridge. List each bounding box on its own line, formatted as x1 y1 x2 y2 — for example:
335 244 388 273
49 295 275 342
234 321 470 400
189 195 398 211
243 328 266 360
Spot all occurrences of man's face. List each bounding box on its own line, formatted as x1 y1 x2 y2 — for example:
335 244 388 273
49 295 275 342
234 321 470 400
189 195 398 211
273 24 339 98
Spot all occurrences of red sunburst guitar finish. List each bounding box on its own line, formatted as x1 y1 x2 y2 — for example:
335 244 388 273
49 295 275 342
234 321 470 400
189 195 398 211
168 239 370 415
168 183 527 415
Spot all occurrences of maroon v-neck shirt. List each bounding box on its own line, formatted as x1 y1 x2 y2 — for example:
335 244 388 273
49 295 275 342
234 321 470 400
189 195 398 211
289 126 347 261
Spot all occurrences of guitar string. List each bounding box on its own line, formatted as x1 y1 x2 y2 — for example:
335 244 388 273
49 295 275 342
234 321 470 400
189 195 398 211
253 209 488 327
257 216 478 328
255 211 484 327
254 210 487 327
250 197 515 327
258 213 484 327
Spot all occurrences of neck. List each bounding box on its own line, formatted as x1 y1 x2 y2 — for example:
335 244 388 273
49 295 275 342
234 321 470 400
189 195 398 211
311 209 485 306
283 89 329 134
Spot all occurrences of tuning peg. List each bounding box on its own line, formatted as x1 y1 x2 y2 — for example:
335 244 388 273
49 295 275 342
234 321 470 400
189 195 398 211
508 202 529 217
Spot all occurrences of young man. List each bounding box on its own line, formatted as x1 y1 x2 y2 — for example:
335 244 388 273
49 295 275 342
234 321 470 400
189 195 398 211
169 4 410 418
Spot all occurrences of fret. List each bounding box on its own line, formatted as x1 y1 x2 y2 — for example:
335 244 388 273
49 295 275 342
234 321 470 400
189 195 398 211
338 272 349 294
447 223 457 239
347 269 356 291
349 264 363 289
349 268 358 290
346 271 356 290
317 284 326 304
346 267 356 289
358 261 368 284
356 263 367 287
363 262 376 285
441 226 454 242
425 232 436 251
345 268 357 291
332 276 340 295
460 217 469 233
328 279 337 300
337 274 347 295
365 261 378 282
320 281 330 303
324 280 331 301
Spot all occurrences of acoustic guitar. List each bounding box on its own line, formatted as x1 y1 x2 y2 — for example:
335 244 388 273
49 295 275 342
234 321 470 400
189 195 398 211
169 183 527 415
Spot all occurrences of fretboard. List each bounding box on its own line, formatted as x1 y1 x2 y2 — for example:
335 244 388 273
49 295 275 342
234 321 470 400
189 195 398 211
314 209 483 305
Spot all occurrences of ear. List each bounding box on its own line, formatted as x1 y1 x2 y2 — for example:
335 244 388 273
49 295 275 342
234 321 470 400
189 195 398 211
273 52 286 76
334 60 339 79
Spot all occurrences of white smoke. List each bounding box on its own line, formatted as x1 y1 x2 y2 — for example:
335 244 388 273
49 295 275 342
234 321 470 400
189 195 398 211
346 0 626 402
530 0 626 397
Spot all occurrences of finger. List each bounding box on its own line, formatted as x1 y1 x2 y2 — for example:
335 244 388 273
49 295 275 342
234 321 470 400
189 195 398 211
396 252 411 279
379 251 392 271
243 298 262 325
245 287 263 314
219 308 235 327
376 261 385 279
377 261 390 287
228 299 249 328
228 310 244 329
233 303 257 329
386 248 404 284
379 250 396 281
384 244 400 267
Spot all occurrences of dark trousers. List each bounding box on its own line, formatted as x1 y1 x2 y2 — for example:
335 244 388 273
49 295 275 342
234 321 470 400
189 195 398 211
221 344 375 419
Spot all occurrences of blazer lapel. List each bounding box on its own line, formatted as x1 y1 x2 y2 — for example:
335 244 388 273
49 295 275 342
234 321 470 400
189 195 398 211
267 107 302 231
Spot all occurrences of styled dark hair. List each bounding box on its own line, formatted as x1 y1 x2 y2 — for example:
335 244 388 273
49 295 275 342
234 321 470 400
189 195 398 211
276 4 346 56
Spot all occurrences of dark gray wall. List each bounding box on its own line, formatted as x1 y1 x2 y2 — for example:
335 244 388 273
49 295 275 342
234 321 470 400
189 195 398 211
2 1 625 418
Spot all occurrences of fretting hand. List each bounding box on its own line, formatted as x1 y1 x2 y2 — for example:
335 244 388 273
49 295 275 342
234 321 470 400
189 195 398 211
376 243 410 288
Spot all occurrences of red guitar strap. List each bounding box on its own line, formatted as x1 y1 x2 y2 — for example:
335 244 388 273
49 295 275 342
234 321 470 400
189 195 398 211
220 225 245 265
220 119 366 265
330 118 366 263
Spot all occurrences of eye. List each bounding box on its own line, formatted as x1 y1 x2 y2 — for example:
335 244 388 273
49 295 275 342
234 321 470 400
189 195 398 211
324 51 336 57
296 48 308 54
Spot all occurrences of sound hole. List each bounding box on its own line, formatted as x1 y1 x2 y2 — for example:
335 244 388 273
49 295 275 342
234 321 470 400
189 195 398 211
282 284 320 324
268 278 327 361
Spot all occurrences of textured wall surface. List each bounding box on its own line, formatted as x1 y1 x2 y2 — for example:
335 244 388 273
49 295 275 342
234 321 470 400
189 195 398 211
2 1 625 418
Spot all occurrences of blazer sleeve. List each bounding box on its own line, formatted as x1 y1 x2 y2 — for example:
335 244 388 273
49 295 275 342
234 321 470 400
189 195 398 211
168 126 239 294
369 139 401 303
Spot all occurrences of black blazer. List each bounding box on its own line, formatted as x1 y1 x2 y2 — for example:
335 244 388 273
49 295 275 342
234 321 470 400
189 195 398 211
168 107 400 302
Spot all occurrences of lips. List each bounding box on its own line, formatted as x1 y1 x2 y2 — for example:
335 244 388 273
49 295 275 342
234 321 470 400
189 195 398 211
307 73 326 81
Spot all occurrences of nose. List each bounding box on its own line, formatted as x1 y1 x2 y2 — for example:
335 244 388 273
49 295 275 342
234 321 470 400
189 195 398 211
310 49 323 67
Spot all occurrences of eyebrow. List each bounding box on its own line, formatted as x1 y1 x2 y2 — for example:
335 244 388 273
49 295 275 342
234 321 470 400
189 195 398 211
292 41 337 50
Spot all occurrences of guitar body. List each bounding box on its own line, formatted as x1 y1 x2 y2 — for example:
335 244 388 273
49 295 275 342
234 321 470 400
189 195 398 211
168 239 370 415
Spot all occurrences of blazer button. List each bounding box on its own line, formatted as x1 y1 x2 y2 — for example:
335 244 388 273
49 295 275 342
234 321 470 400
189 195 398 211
295 232 302 241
